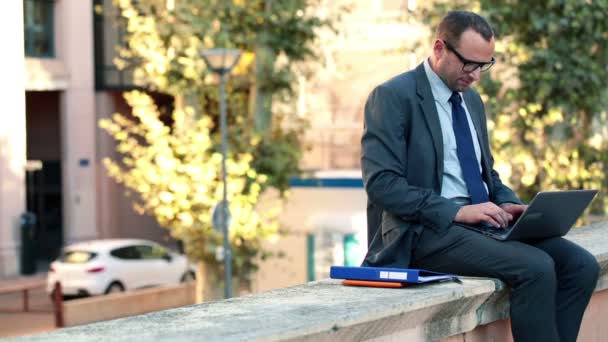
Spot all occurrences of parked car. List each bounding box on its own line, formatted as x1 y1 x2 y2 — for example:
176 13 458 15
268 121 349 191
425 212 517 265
46 239 195 297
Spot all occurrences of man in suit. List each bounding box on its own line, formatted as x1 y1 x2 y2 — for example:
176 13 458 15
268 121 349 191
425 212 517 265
361 11 599 342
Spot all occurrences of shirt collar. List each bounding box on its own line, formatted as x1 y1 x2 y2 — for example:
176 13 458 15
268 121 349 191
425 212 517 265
423 57 456 105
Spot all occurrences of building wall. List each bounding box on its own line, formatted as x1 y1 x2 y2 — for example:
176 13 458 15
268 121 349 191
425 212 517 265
56 0 98 244
1 0 101 277
299 0 429 170
253 177 367 293
0 0 26 277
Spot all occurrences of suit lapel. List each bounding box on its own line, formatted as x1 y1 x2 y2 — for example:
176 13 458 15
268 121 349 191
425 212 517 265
414 64 443 188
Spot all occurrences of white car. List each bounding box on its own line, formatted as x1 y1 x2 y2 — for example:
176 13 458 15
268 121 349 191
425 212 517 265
46 239 195 297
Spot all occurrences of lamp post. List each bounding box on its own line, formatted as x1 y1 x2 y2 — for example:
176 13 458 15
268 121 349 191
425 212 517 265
201 48 242 299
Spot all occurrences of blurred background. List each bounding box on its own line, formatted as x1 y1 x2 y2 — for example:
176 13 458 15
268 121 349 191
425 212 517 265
0 0 606 302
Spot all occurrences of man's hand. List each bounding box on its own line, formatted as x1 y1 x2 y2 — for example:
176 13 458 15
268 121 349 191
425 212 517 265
500 203 528 223
454 202 513 228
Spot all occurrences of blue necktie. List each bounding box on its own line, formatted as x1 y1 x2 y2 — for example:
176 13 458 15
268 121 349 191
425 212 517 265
449 92 489 204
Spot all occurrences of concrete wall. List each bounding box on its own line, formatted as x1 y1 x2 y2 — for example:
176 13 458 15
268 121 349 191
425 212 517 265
62 282 195 327
16 221 608 342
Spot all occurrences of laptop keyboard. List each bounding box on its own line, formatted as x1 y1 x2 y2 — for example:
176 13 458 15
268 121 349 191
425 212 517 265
479 222 512 235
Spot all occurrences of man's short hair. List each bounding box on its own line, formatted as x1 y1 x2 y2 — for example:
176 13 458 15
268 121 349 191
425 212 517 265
437 11 494 47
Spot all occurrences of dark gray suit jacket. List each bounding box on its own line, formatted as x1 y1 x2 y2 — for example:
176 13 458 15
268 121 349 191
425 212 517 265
361 62 521 268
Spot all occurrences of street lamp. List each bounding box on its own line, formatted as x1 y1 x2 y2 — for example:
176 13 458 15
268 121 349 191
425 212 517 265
201 48 242 299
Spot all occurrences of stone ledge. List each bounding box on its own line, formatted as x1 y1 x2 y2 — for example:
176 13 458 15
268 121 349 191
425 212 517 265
8 221 608 342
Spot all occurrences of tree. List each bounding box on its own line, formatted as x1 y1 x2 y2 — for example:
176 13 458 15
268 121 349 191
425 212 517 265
408 1 608 217
101 0 331 300
479 0 608 216
113 0 330 192
100 91 280 301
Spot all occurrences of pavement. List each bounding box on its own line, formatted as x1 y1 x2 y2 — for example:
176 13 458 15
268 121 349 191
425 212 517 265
0 274 56 340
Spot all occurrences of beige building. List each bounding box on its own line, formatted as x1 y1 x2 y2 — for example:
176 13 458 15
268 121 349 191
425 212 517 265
0 0 425 293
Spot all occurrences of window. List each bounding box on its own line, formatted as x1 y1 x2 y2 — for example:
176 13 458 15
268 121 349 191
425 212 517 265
60 251 97 264
136 245 170 260
24 0 55 57
93 0 137 89
110 246 141 260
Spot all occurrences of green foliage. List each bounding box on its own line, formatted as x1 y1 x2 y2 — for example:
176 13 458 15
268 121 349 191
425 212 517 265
409 1 608 217
479 0 608 215
113 0 329 192
114 0 329 96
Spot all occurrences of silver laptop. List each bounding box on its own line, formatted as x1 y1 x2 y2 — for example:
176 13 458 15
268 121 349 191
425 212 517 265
460 189 598 241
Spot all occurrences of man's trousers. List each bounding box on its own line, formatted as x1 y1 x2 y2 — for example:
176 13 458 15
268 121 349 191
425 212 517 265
411 225 599 342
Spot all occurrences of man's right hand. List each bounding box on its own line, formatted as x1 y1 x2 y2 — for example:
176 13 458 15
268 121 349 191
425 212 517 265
454 202 513 228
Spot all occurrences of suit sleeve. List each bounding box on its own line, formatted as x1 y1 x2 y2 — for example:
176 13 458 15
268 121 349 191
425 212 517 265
361 84 460 232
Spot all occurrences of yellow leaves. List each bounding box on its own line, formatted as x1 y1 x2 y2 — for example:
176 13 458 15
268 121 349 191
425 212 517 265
155 154 177 173
492 121 511 144
527 103 542 114
178 212 194 227
210 153 223 164
122 8 137 19
257 174 268 183
494 161 512 182
588 133 604 150
98 119 111 130
137 183 151 194
510 152 537 186
99 90 279 266
211 19 221 32
168 179 190 196
145 168 161 184
159 191 175 203
232 51 255 75
115 132 128 141
246 169 257 179
545 108 564 125
518 107 528 117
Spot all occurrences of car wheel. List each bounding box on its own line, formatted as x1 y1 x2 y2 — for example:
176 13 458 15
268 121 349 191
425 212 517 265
181 271 195 283
104 281 125 294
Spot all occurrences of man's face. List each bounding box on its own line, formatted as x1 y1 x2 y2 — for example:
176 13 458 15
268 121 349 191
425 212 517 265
434 29 495 92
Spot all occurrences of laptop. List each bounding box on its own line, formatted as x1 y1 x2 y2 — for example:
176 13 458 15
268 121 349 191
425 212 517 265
460 189 598 241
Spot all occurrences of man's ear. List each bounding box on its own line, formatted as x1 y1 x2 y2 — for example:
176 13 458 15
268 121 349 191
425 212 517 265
432 39 445 60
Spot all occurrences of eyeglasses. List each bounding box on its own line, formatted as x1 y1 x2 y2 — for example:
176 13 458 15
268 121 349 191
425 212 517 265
443 40 495 73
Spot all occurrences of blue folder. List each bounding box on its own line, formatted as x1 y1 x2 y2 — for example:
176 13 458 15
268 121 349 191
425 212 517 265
330 266 460 284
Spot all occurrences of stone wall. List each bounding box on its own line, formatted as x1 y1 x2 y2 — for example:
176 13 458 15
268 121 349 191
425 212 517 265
8 221 608 342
